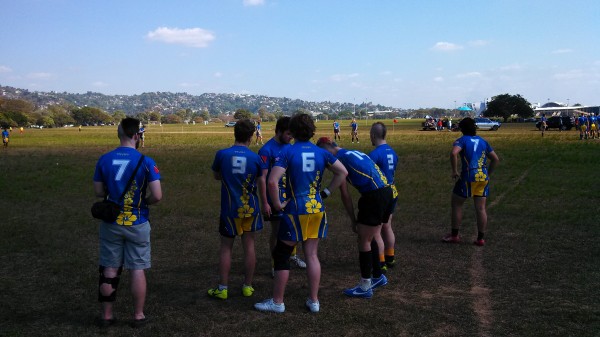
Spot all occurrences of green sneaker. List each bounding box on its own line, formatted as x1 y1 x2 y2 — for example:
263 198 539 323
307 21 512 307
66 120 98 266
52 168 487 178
208 287 228 300
242 285 255 297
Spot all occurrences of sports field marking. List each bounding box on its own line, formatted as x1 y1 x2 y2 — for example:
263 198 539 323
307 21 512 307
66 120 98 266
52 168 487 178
488 168 531 210
469 168 530 336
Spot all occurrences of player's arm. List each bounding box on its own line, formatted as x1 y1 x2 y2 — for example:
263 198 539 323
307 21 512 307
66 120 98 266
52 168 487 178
450 145 461 179
213 171 222 180
339 180 357 232
257 172 271 216
146 180 162 205
268 166 286 212
486 150 499 177
94 181 106 198
322 160 348 197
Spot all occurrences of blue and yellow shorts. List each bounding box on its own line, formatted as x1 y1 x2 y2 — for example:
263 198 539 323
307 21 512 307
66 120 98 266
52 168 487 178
453 179 489 198
219 214 263 238
278 212 327 242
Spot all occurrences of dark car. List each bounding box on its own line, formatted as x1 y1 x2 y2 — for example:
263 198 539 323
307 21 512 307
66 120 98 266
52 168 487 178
536 116 575 131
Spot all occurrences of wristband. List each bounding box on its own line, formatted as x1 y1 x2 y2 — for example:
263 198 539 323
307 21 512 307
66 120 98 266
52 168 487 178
320 188 331 199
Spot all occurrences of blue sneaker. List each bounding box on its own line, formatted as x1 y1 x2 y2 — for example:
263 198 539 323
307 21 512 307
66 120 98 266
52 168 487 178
371 274 388 290
343 285 373 298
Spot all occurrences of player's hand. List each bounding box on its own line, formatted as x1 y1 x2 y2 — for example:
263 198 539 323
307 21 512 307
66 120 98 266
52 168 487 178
262 203 272 217
451 172 459 180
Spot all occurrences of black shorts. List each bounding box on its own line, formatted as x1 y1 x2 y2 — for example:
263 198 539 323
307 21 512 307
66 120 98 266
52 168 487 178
357 186 394 226
263 211 283 222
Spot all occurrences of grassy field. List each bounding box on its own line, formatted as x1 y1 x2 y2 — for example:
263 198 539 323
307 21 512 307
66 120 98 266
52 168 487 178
0 120 598 336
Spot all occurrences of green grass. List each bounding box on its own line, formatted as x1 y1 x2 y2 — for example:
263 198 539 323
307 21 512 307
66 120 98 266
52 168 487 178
0 121 598 336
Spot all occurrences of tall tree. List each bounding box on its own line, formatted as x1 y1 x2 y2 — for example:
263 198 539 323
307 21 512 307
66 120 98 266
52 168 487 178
485 94 534 122
234 108 252 120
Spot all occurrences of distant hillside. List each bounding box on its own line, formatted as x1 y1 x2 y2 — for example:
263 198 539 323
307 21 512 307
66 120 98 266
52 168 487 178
0 85 399 116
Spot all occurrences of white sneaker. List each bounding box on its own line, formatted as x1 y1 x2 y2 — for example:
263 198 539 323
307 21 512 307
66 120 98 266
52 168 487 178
254 298 285 313
290 255 307 269
305 299 320 313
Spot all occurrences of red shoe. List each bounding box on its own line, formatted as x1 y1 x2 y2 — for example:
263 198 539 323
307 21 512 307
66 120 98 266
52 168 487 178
473 239 485 246
441 233 461 243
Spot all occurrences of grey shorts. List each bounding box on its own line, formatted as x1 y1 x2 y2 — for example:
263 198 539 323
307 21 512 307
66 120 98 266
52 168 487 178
99 221 151 270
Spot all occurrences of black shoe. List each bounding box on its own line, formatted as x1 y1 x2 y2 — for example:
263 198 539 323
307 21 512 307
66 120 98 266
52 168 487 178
131 316 151 328
95 317 117 328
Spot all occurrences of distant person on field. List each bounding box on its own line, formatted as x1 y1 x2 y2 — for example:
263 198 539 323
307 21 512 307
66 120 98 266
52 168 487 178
209 119 268 300
589 114 597 139
333 120 341 141
258 116 307 277
255 121 263 145
350 118 359 143
254 113 348 314
540 114 547 137
19 126 24 134
138 124 146 148
442 117 499 246
578 114 588 140
93 117 162 327
316 136 394 299
368 122 399 272
2 128 9 147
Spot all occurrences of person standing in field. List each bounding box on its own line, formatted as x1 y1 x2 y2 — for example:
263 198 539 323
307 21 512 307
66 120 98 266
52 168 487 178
138 124 146 148
540 114 547 137
350 118 359 143
578 114 588 140
209 119 269 301
589 114 597 139
258 116 307 277
255 121 264 145
254 113 348 313
93 117 162 328
333 120 341 141
316 137 393 299
368 122 399 272
2 128 9 148
442 117 499 246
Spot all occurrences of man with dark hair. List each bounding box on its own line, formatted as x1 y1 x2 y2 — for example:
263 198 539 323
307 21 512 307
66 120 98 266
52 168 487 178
442 117 499 246
368 122 399 271
317 137 393 299
258 117 306 277
93 117 162 327
209 119 269 300
255 113 348 313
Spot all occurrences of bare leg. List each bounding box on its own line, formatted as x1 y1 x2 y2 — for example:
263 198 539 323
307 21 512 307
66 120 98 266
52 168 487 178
473 197 488 234
218 236 235 287
381 214 395 253
99 267 119 320
273 240 296 304
451 193 467 230
302 239 320 302
241 232 256 286
130 269 147 320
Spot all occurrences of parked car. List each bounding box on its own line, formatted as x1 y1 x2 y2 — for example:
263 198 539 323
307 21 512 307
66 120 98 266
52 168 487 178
224 121 237 127
475 118 501 131
536 116 575 131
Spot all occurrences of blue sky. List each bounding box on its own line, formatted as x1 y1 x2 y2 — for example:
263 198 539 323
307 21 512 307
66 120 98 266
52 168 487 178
1 0 598 109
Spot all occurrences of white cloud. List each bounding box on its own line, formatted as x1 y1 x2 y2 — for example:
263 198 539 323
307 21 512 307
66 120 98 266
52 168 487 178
146 27 215 48
92 81 108 87
553 69 585 80
214 72 223 78
330 73 359 82
27 72 52 79
456 72 482 78
431 42 463 52
0 65 12 73
433 76 444 82
243 0 265 6
551 49 573 54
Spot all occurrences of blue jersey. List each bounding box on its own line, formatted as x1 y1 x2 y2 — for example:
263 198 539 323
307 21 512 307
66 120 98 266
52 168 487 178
212 145 263 219
2 130 8 139
579 116 588 126
333 122 340 130
274 141 337 215
258 138 289 205
351 122 358 131
589 116 597 125
336 148 388 194
453 135 494 182
93 147 161 225
369 144 399 198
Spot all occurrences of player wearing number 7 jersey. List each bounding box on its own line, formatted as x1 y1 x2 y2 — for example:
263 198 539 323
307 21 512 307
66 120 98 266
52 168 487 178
255 113 348 314
443 117 499 246
209 119 270 301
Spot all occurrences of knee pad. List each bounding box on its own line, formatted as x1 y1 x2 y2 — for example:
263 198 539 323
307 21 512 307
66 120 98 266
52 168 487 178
272 240 294 271
98 266 122 302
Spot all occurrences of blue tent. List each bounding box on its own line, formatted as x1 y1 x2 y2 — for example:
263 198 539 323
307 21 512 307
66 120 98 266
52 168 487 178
457 105 472 111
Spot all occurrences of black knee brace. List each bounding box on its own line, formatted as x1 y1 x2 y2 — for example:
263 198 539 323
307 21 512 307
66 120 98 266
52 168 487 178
98 266 123 302
272 240 294 271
